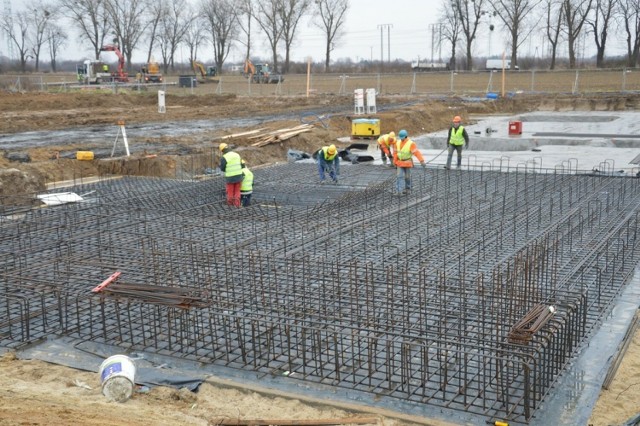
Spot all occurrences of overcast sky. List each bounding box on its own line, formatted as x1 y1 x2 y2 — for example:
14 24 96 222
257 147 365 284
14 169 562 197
4 0 628 65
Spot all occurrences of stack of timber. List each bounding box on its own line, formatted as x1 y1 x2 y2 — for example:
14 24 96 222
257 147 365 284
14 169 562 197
250 124 315 147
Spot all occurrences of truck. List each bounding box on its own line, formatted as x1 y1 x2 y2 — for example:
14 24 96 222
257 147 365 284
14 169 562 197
140 61 163 83
77 44 129 84
76 60 113 84
486 59 519 71
244 59 284 84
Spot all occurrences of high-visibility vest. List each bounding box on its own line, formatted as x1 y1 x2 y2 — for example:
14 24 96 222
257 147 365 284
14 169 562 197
449 126 466 146
223 152 243 178
321 146 337 161
240 168 253 193
378 133 394 148
396 139 414 161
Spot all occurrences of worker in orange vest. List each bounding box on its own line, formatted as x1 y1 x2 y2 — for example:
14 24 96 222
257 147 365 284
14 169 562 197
393 129 425 195
377 131 396 166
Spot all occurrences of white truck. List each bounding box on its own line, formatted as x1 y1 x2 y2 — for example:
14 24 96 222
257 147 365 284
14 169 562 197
485 59 519 71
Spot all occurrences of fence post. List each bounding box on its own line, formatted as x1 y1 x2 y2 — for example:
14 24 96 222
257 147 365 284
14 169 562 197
530 70 535 93
572 70 580 94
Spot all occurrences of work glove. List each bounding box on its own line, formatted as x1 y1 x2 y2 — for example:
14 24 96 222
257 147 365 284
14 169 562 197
465 144 469 150
421 162 426 169
382 158 387 165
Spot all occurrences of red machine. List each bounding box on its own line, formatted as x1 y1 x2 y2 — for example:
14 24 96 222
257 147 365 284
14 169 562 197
100 44 129 82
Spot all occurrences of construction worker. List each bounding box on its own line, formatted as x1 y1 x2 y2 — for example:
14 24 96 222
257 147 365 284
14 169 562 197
377 131 396 166
316 144 340 183
393 129 426 195
445 115 469 169
240 160 254 207
218 143 244 207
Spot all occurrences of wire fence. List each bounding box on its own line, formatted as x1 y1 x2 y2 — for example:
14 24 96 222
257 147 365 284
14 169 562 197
2 68 640 97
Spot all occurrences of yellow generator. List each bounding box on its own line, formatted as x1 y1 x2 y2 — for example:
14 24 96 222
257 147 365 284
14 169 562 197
351 118 380 139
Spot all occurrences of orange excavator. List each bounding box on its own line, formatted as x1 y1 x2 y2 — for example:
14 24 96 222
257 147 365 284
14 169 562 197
100 44 129 82
243 58 284 84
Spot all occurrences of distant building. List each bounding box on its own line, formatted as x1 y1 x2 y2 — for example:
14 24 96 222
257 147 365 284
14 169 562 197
411 60 449 72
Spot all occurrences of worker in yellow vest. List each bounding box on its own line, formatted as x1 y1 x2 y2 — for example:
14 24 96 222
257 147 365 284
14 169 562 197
393 130 425 195
377 131 396 166
445 115 469 169
219 143 244 207
240 161 254 207
315 144 340 183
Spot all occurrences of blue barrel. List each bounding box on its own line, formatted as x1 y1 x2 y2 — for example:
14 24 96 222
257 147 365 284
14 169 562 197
486 92 499 99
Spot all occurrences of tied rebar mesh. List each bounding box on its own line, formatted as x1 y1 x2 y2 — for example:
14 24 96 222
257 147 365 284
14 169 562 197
2 163 640 423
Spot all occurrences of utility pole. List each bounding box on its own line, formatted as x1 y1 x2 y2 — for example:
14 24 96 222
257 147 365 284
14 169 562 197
428 23 443 65
377 24 392 71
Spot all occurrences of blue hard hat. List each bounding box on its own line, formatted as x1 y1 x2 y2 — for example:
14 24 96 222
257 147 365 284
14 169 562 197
398 129 408 139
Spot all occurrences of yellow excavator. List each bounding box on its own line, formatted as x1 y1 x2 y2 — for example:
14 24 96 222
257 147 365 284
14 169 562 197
191 60 218 83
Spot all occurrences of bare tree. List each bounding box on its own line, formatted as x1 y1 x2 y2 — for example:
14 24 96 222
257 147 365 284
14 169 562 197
58 0 110 60
27 1 56 71
47 24 67 71
562 0 593 68
253 0 284 72
489 0 542 69
105 0 147 71
201 0 238 72
144 0 167 64
279 0 310 73
617 0 640 67
586 0 615 67
451 0 486 70
235 0 255 61
157 0 193 72
545 0 564 69
1 11 31 71
184 17 208 65
440 6 462 70
313 0 349 72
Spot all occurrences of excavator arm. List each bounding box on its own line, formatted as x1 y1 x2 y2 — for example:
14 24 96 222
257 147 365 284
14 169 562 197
100 44 128 82
244 58 255 79
192 61 206 78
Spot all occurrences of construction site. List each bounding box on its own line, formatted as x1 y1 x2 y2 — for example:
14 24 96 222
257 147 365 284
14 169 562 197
0 90 640 426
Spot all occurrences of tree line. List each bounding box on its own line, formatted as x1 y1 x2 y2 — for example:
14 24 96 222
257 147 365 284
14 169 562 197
1 0 638 75
0 0 349 74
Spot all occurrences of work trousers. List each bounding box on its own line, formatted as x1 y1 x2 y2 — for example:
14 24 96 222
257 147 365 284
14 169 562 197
446 144 463 168
318 159 339 182
225 182 241 207
396 167 412 193
241 192 252 207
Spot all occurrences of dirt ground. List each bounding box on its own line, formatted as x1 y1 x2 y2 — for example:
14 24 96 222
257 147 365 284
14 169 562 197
1 91 640 425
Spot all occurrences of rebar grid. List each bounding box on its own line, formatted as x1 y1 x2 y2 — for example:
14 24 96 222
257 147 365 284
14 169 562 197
2 164 640 423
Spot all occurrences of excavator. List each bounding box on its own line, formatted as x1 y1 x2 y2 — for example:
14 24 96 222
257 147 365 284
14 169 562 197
243 58 284 84
76 44 129 84
191 60 218 83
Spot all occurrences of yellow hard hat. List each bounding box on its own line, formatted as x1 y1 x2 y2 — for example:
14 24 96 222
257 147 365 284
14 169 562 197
453 116 462 123
388 131 395 139
219 143 228 152
327 144 337 155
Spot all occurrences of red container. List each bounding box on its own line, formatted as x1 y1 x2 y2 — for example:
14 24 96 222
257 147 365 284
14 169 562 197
509 121 522 135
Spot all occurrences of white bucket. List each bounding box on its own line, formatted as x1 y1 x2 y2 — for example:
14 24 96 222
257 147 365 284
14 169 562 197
99 355 136 402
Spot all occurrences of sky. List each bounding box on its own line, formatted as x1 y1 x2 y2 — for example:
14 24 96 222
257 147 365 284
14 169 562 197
3 0 629 66
3 0 459 65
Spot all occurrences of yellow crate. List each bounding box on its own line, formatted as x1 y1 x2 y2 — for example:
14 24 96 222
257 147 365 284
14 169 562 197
76 151 95 161
352 118 380 138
